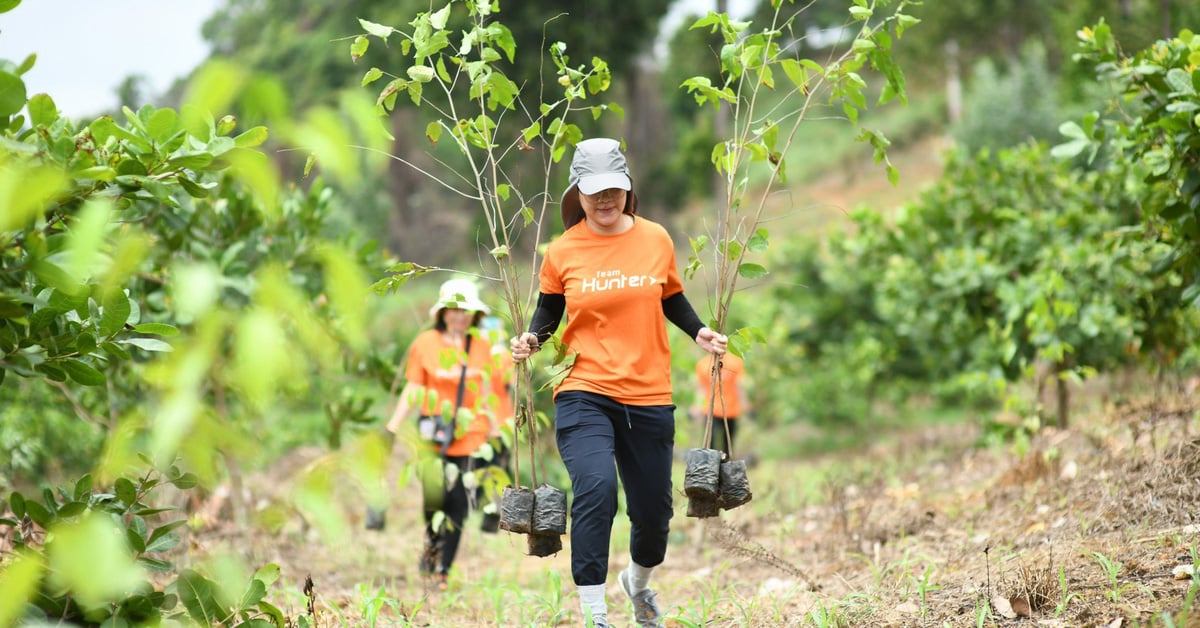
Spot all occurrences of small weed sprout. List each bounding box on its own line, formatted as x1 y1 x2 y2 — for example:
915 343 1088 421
912 562 941 618
1091 551 1124 602
1089 550 1152 603
1055 565 1079 616
357 584 413 627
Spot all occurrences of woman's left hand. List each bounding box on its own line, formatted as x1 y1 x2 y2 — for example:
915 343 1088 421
695 327 728 354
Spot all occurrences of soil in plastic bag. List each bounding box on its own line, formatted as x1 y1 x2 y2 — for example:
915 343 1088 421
683 448 722 500
686 494 720 518
527 532 563 557
718 459 753 510
532 483 568 535
498 485 534 534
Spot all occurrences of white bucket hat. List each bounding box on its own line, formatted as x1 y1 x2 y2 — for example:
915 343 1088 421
560 138 638 229
429 277 490 319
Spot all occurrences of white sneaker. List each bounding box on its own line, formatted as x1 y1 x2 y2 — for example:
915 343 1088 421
619 568 663 627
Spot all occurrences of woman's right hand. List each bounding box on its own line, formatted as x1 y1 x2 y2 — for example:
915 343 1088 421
510 332 539 363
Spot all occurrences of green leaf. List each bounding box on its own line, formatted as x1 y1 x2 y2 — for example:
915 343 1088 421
177 569 227 625
350 35 369 62
145 530 180 553
100 293 132 336
359 18 393 40
27 93 57 126
430 4 451 29
216 114 237 135
253 563 282 588
233 126 269 148
361 67 383 87
61 359 106 386
34 363 66 382
23 500 51 527
0 298 23 319
239 578 267 609
171 472 200 490
146 107 179 141
425 121 442 145
73 166 117 181
9 491 26 519
146 520 187 548
32 259 82 295
747 229 769 252
166 151 215 170
55 501 87 519
114 477 137 508
137 556 175 573
125 524 147 553
177 175 212 198
0 70 26 118
255 600 286 627
737 263 769 279
133 322 180 336
121 337 174 353
73 474 93 501
407 66 435 83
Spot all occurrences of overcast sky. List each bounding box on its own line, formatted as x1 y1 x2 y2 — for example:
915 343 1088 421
0 0 751 119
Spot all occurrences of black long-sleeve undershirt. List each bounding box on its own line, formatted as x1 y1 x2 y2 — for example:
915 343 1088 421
525 291 705 345
527 293 565 345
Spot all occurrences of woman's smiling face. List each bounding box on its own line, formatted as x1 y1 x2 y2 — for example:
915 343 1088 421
579 187 628 233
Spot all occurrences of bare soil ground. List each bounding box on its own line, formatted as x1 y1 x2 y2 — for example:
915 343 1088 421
187 386 1199 628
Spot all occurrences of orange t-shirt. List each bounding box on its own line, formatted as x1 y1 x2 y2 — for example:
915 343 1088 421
489 348 515 429
695 353 744 418
539 217 685 405
404 328 495 456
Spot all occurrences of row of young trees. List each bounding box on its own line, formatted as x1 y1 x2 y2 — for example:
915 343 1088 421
742 22 1200 431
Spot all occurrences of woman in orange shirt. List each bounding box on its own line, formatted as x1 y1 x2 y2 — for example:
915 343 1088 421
511 138 726 628
385 277 498 590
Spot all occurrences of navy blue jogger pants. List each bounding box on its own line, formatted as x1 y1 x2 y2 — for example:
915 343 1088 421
554 390 675 586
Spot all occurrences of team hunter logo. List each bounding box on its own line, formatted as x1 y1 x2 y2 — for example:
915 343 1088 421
581 269 661 293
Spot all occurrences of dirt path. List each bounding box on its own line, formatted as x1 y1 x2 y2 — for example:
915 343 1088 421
190 389 1198 627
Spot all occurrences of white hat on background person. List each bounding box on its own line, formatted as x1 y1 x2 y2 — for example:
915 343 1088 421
429 277 490 319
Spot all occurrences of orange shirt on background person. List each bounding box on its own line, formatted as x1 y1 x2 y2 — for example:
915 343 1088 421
487 348 515 432
403 328 495 457
539 217 684 406
695 353 745 419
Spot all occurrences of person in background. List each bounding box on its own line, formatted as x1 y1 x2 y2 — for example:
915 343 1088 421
689 352 749 458
384 277 498 591
510 138 727 628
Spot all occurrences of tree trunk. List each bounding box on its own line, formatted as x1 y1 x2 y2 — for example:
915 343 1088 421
385 110 462 267
225 452 248 528
626 61 670 224
1055 361 1070 428
944 40 962 125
